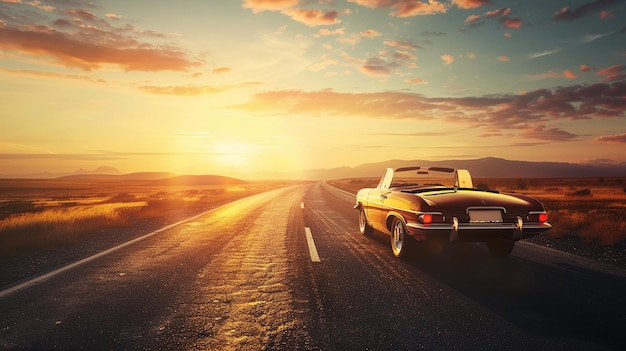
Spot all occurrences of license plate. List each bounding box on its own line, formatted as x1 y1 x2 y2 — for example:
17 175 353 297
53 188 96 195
469 210 503 223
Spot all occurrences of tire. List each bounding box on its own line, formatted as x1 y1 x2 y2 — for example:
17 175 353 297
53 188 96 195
358 208 373 236
391 217 412 258
487 239 515 258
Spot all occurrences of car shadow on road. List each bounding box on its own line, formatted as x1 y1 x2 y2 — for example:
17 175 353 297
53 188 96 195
403 242 626 348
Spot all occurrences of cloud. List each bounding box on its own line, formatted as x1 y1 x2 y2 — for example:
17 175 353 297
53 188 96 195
359 29 382 38
313 27 345 38
518 126 579 141
242 0 299 13
233 81 626 142
138 82 261 96
373 131 447 137
463 7 523 29
138 85 224 96
528 49 560 60
563 70 577 79
25 0 55 12
212 67 231 74
280 8 346 26
347 0 448 17
599 10 615 19
404 77 428 85
0 141 55 154
359 56 395 77
0 150 235 161
392 50 417 61
593 133 626 144
580 32 611 43
0 25 199 71
274 24 288 34
105 13 122 20
497 56 510 62
63 9 97 21
309 59 338 72
452 0 492 9
502 17 523 28
341 44 419 77
465 14 482 25
596 64 626 81
336 28 380 45
554 0 621 21
243 0 350 26
383 39 421 51
485 8 511 17
0 153 123 161
0 66 106 83
441 54 454 65
0 6 200 72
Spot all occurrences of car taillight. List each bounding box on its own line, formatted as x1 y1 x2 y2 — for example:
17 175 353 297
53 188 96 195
528 212 548 223
419 213 443 224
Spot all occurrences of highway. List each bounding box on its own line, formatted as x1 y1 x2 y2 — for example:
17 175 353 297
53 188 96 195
1 183 625 350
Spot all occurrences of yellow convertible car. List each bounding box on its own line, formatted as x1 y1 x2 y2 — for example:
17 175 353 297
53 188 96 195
355 167 551 258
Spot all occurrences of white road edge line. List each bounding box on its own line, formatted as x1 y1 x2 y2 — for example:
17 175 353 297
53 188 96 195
0 210 212 300
305 227 321 263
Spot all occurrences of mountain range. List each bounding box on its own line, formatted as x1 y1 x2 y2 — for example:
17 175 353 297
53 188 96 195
1 158 625 180
262 157 626 180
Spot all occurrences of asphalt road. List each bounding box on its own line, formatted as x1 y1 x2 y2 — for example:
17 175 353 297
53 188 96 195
1 183 625 350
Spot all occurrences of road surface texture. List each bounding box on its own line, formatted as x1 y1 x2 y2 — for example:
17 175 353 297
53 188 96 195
1 183 625 350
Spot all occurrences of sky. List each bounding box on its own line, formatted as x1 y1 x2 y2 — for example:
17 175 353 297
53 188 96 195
1 0 625 178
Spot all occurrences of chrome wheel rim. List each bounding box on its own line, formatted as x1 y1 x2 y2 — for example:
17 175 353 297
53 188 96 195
359 210 366 233
392 221 403 253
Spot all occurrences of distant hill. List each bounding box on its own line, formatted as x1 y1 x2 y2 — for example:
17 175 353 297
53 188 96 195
72 166 121 176
1 166 123 179
155 175 246 186
57 172 177 181
3 157 625 181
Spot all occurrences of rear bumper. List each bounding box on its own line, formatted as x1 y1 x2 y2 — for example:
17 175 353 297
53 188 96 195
406 216 551 242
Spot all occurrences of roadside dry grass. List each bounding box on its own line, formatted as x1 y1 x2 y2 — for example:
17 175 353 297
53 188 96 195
330 176 626 247
0 179 302 257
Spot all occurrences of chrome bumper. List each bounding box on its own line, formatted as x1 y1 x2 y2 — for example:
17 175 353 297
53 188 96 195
406 216 552 242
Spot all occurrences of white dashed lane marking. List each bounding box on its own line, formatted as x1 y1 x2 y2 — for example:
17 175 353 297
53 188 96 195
301 200 321 263
305 227 321 263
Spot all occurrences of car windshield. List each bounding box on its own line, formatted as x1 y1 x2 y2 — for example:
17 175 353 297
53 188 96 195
391 167 456 188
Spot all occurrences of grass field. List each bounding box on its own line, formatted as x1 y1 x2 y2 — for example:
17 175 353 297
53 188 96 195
329 176 626 246
2 176 624 257
0 178 302 257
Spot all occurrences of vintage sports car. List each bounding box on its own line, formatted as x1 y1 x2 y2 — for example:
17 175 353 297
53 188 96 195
354 167 551 258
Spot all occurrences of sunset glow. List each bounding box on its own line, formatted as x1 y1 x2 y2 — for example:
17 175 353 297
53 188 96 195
1 0 625 178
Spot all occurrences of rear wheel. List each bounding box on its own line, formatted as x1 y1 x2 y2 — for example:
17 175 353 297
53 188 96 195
487 239 515 258
391 217 412 258
358 208 373 236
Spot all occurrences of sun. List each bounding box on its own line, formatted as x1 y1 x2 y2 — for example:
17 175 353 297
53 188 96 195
213 141 259 167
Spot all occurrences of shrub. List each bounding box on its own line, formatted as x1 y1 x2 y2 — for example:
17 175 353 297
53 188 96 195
0 201 38 219
0 202 146 255
569 188 592 197
476 183 490 191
